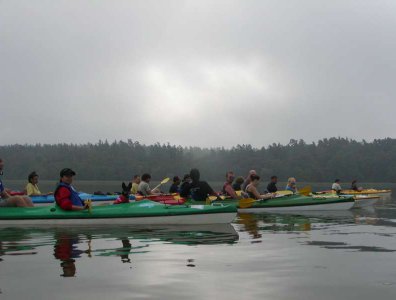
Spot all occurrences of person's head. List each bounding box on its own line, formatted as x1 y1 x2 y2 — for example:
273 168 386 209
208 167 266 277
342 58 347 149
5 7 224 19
59 168 76 184
287 177 296 186
133 175 141 184
270 175 278 183
250 174 260 186
226 171 235 183
247 170 256 178
182 174 191 183
141 173 151 183
352 180 357 184
335 179 340 183
173 176 181 185
190 168 200 182
0 158 3 174
235 176 244 185
28 171 39 184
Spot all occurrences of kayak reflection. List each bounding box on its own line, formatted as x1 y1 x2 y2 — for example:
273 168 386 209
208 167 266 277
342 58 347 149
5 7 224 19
0 224 238 276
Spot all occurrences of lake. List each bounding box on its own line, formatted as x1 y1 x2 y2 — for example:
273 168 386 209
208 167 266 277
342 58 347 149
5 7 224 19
1 182 396 299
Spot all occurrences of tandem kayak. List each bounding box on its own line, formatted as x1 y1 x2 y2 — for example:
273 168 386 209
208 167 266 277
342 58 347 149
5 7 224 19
0 200 237 226
319 189 392 200
313 193 380 209
191 194 356 213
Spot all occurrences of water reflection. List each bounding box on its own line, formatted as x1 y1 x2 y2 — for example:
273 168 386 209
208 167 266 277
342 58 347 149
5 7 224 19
236 207 395 236
53 231 91 277
0 224 239 277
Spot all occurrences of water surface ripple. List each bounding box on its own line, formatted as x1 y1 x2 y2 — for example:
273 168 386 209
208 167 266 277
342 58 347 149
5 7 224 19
1 190 396 299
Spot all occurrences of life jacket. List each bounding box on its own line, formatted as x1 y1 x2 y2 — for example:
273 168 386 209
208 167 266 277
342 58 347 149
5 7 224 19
55 182 84 207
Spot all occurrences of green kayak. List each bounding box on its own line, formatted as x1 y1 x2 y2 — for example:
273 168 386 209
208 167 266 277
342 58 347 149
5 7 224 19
189 194 355 212
0 200 237 226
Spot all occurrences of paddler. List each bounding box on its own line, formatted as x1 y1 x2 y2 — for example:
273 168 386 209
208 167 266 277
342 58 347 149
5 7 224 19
54 168 89 211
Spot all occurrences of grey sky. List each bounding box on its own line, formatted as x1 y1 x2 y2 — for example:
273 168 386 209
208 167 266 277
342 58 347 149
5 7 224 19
1 0 395 148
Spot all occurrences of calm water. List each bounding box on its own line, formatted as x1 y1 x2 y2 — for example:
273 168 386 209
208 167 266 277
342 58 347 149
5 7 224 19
1 182 396 299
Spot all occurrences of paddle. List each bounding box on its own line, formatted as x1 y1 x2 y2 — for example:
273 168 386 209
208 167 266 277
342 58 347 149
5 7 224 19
238 192 292 208
205 195 227 204
298 185 312 196
239 197 268 208
84 199 92 213
151 177 170 192
275 190 293 196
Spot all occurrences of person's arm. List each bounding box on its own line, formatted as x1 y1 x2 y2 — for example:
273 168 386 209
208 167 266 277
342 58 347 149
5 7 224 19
249 185 262 199
224 184 238 198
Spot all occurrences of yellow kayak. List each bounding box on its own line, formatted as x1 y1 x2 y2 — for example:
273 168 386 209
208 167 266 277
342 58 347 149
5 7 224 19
340 189 391 196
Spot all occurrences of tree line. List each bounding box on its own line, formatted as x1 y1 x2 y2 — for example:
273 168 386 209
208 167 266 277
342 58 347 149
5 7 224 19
0 137 395 182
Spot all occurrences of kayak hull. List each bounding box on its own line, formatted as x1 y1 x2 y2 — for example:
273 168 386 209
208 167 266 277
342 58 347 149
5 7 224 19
0 201 237 225
0 212 235 226
238 200 355 213
191 194 355 213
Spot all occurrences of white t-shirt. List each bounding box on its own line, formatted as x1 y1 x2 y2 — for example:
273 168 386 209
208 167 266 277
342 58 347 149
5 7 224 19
137 181 151 196
332 182 342 191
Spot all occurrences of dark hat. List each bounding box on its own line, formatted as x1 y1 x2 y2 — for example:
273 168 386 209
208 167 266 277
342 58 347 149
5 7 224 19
173 176 180 182
60 168 76 177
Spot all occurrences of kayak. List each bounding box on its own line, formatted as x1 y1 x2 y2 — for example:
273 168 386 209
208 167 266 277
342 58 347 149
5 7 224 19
191 194 355 213
31 193 185 206
0 200 237 225
135 194 186 205
31 193 125 206
319 189 391 200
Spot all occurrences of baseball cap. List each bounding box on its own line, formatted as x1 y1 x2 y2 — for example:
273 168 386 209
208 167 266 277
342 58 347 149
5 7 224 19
60 168 76 177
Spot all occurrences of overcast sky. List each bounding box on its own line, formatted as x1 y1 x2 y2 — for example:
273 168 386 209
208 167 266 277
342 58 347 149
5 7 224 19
1 0 395 148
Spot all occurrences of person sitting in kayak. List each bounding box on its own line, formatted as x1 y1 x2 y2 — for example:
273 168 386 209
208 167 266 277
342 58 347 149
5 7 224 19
246 175 275 200
188 168 220 201
242 170 257 192
285 177 298 193
0 158 34 207
54 168 88 211
137 173 160 196
114 182 132 204
130 175 141 194
332 179 342 194
169 176 181 193
232 176 244 191
25 171 53 196
179 174 192 197
266 175 278 193
222 171 241 198
351 180 363 192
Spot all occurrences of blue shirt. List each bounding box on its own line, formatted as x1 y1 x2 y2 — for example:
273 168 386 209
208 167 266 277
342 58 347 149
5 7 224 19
0 179 4 193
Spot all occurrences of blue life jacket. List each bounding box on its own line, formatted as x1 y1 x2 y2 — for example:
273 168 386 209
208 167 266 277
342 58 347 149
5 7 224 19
55 182 84 207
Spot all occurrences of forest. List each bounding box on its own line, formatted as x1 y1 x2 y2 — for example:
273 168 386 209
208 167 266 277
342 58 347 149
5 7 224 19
0 137 395 182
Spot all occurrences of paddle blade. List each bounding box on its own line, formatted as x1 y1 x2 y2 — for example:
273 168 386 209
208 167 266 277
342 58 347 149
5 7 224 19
276 190 293 196
161 177 170 184
299 186 312 196
238 198 256 208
